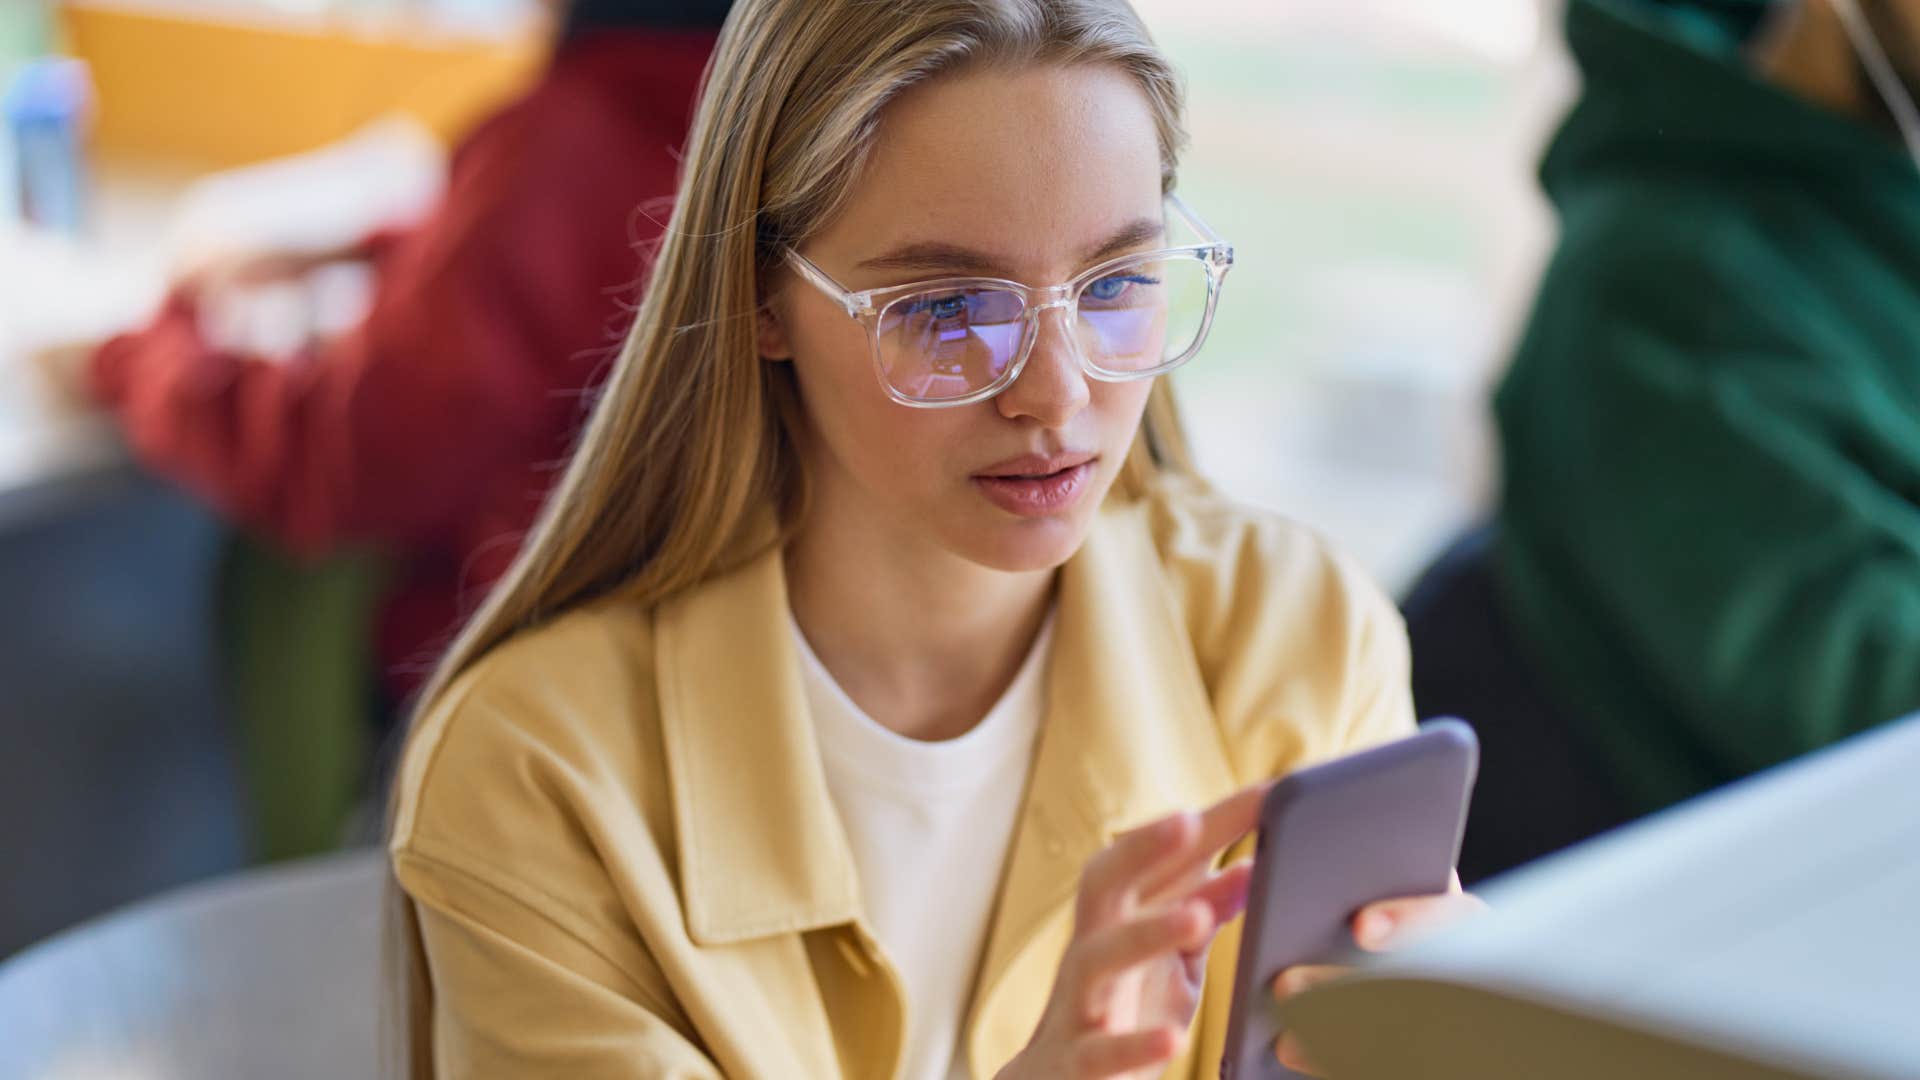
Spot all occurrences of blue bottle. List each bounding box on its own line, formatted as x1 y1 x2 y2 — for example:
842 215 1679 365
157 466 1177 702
4 57 93 237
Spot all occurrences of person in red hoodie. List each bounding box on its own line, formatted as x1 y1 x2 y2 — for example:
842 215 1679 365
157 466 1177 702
86 1 730 715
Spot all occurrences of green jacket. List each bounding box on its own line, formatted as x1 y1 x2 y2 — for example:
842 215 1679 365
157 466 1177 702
1496 0 1920 813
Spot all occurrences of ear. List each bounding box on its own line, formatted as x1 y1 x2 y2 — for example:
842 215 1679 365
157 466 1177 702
757 300 794 362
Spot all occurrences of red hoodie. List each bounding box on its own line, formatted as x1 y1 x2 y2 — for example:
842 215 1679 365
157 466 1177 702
89 29 717 704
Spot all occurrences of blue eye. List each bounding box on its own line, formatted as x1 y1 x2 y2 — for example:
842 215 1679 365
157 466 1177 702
903 293 970 320
1085 273 1157 303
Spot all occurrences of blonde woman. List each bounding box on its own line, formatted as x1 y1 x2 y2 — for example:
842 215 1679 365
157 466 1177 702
386 1 1475 1076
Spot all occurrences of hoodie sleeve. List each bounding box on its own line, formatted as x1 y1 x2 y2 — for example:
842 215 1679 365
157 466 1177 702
1496 222 1920 794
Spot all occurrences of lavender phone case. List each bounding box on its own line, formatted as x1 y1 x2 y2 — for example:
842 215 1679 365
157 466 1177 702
1218 718 1478 1079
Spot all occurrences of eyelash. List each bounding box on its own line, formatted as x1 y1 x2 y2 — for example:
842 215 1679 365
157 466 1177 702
900 293 969 318
1087 273 1159 297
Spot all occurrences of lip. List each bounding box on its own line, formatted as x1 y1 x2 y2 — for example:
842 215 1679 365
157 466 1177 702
973 451 1099 479
971 453 1099 518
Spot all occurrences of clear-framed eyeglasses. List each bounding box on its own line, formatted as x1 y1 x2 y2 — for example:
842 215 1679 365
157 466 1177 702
783 194 1235 408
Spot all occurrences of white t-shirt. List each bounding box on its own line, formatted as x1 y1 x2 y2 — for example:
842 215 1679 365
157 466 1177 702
793 613 1054 1080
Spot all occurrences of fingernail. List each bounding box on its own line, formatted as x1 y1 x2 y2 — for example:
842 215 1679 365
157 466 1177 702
1274 1034 1302 1070
1358 910 1394 947
1182 901 1211 942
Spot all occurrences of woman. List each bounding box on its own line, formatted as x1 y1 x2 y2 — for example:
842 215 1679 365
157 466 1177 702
387 1 1476 1076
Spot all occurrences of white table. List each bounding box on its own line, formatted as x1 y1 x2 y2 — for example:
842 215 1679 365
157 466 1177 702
0 164 187 513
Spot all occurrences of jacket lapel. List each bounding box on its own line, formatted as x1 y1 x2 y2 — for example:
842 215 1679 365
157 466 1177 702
655 545 894 1079
655 544 864 944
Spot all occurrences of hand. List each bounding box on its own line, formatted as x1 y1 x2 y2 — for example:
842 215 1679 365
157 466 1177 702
174 241 370 300
1269 875 1487 1075
996 784 1268 1080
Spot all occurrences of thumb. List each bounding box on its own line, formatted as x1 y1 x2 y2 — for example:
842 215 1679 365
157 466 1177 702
1352 890 1486 951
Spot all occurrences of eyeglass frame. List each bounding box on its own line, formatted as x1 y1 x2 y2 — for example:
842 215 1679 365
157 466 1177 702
781 194 1236 409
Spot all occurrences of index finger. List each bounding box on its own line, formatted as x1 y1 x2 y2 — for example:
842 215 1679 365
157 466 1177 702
1076 810 1203 929
1137 782 1270 903
1077 783 1269 930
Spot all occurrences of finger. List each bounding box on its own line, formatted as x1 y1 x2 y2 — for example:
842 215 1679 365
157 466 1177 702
1076 810 1202 928
1270 964 1346 1002
1070 902 1213 1020
1160 861 1255 989
1140 856 1217 926
1071 1026 1184 1077
1142 825 1256 914
1351 890 1488 951
1181 859 1255 928
1139 854 1253 938
1136 783 1270 900
1275 1031 1323 1075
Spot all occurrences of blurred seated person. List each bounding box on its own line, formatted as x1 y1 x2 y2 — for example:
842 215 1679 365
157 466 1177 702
80 0 732 719
1494 0 1920 826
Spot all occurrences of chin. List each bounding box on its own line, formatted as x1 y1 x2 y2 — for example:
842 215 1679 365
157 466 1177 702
950 511 1094 574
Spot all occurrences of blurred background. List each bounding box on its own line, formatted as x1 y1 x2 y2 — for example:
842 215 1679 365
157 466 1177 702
1151 0 1571 586
0 0 1568 957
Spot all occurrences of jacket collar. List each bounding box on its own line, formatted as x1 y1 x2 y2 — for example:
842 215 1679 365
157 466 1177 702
653 495 1238 951
654 542 863 946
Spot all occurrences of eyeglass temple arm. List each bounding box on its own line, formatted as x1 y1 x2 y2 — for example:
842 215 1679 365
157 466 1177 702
1167 193 1224 245
784 250 869 317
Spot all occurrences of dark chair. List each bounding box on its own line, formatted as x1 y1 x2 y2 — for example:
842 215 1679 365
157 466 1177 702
0 472 250 957
0 458 388 962
1402 526 1635 884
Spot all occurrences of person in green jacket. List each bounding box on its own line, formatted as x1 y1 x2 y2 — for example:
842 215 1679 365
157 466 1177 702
1495 0 1920 823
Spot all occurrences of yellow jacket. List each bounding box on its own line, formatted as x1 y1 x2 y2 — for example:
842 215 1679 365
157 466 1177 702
390 480 1415 1078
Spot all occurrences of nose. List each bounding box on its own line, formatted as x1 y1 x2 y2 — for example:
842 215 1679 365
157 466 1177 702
995 304 1091 428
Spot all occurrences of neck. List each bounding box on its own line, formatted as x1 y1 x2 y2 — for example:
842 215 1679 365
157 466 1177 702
1755 0 1873 118
784 476 1055 744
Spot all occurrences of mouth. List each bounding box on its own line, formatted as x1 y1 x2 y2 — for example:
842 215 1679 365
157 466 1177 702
974 451 1099 480
971 452 1099 517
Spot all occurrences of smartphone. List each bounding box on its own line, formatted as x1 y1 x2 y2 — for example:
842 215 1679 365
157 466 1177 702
1219 718 1479 1079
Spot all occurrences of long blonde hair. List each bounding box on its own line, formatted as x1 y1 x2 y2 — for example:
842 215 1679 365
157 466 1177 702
387 1 1195 1073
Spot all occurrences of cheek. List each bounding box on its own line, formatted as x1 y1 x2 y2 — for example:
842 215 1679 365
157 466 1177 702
786 305 955 485
1092 379 1156 447
786 300 880 432
784 294 866 390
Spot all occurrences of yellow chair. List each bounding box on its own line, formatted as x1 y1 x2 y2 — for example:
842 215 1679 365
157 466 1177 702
60 0 543 167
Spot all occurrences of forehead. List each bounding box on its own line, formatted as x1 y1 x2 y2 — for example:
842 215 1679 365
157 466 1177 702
811 63 1167 281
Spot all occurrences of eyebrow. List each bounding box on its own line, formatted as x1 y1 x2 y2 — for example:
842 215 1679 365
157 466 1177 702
855 216 1167 277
